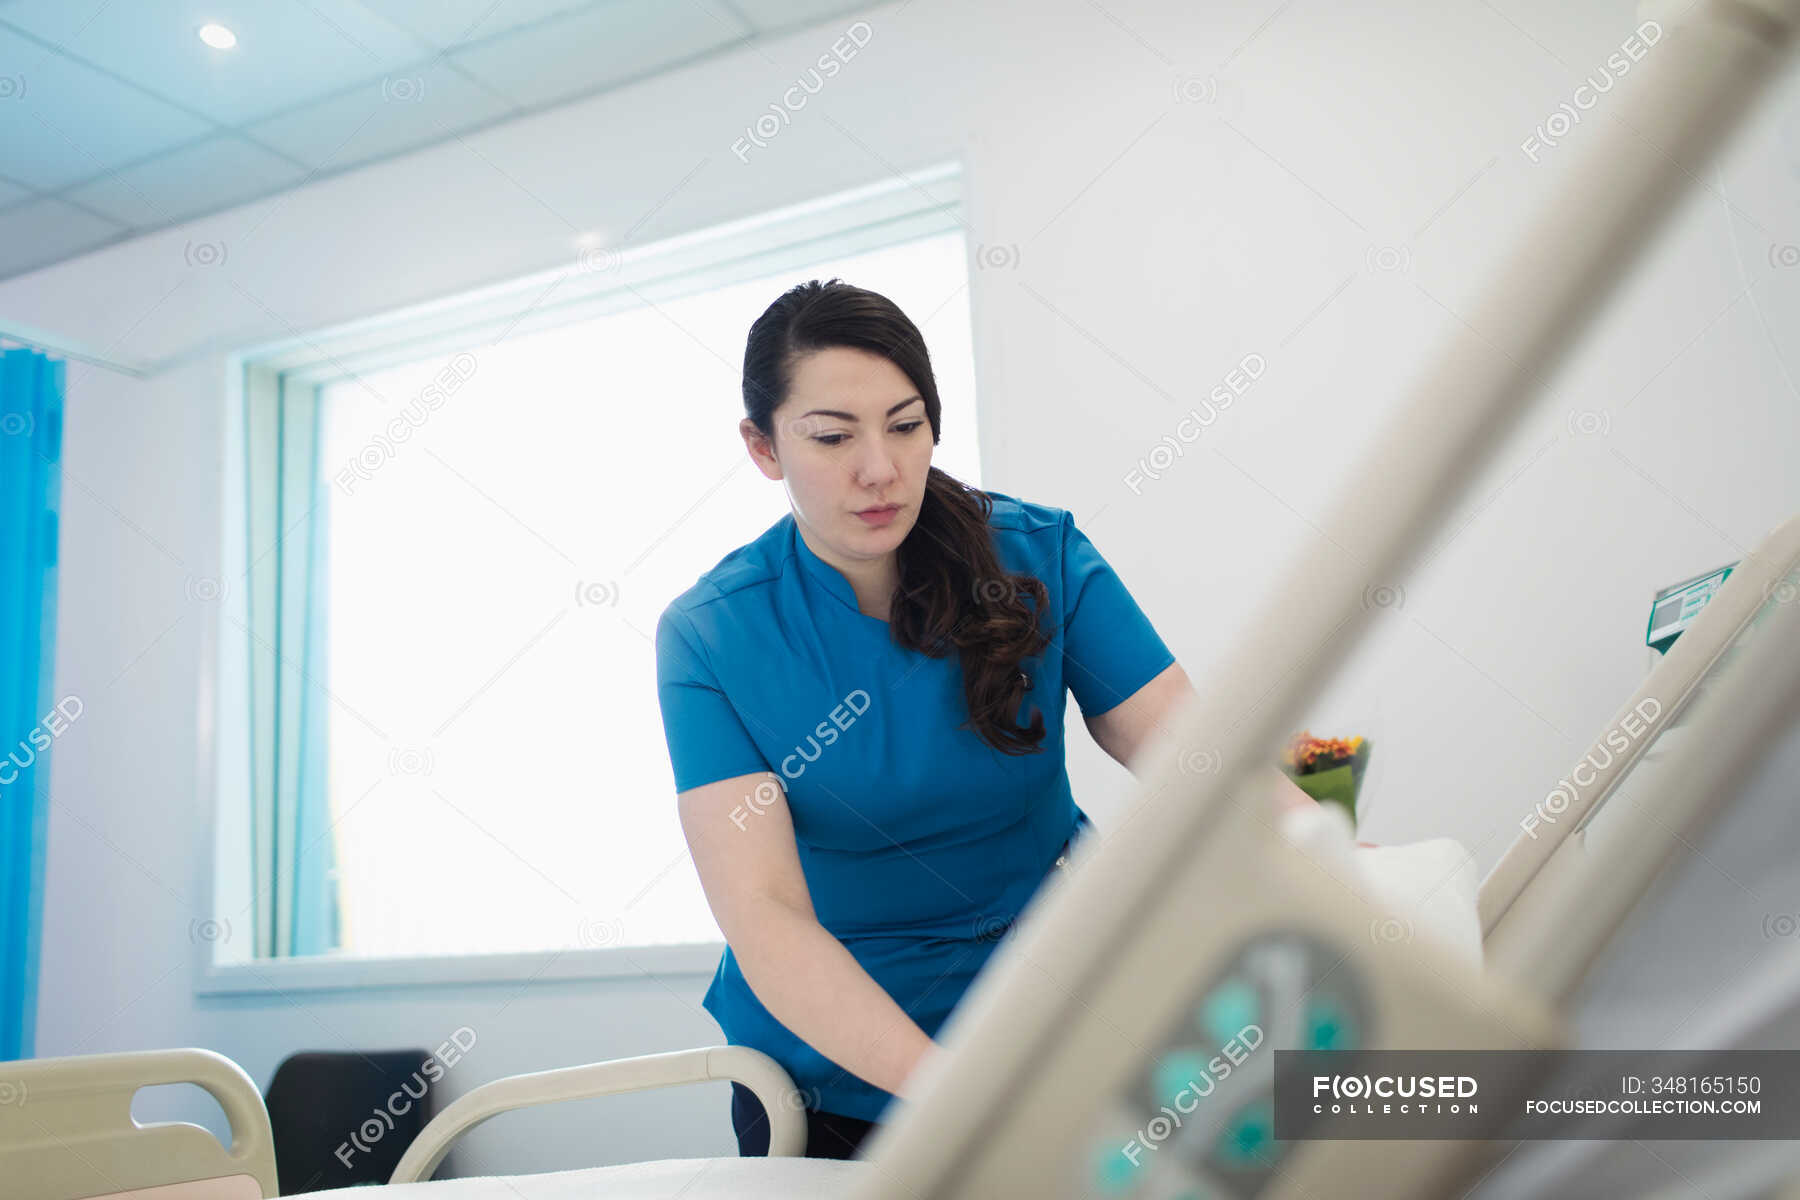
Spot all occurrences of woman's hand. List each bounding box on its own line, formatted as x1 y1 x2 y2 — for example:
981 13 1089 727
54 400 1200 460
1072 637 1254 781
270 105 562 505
1267 768 1317 816
1271 769 1378 845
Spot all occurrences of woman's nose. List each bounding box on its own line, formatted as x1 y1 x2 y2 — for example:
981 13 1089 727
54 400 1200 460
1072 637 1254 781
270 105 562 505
856 444 898 486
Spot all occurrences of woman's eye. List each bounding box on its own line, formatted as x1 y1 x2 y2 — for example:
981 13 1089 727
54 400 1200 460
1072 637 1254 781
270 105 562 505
815 422 919 447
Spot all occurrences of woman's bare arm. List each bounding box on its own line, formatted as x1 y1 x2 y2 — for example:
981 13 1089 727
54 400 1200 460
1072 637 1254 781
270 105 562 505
1085 663 1383 841
678 770 938 1100
1085 663 1313 814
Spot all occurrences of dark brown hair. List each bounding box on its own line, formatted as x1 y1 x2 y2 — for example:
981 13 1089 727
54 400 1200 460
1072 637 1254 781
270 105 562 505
743 278 1052 754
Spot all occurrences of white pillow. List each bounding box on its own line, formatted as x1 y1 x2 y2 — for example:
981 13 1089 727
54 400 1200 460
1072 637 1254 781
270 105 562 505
1279 802 1484 970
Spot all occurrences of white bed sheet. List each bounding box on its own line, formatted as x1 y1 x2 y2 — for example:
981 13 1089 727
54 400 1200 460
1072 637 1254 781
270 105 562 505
311 1156 866 1198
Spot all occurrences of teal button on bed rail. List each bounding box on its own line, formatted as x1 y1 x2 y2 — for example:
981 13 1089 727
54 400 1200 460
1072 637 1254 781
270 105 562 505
1091 1139 1145 1195
1151 1049 1212 1108
1303 995 1356 1051
1214 1098 1275 1169
1199 976 1260 1045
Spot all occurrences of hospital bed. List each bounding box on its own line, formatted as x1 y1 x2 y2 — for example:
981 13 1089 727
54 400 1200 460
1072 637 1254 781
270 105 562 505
5 0 1800 1195
10 569 1799 1199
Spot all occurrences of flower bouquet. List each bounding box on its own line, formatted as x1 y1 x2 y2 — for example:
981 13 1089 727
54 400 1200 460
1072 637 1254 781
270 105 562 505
1279 730 1371 823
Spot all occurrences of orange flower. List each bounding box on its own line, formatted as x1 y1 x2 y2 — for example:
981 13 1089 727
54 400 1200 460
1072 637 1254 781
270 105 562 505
1282 729 1364 774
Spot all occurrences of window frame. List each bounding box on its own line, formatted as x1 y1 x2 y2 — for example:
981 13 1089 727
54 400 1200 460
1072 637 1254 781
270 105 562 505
200 161 969 995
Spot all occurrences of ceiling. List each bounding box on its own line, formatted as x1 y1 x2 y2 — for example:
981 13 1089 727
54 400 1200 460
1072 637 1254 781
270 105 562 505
0 0 870 282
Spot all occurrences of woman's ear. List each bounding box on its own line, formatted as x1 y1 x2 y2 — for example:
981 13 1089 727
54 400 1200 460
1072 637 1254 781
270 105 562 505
741 419 781 480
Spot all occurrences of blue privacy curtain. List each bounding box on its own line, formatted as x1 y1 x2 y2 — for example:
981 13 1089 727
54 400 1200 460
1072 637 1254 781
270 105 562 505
243 363 340 958
0 347 64 1061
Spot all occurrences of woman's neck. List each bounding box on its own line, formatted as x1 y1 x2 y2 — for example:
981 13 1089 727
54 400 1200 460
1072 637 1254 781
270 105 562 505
842 556 899 620
802 525 899 620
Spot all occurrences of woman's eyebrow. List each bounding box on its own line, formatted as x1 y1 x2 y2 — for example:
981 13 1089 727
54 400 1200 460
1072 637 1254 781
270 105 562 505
800 395 921 421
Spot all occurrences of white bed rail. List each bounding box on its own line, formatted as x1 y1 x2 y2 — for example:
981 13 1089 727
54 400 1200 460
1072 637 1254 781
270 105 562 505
388 1044 807 1183
1478 514 1800 944
0 1047 277 1198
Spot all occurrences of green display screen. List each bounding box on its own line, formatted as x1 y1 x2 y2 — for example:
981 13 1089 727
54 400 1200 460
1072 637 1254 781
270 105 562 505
1646 563 1734 653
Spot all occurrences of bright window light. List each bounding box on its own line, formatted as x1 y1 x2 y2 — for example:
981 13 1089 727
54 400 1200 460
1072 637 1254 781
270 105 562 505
317 232 981 956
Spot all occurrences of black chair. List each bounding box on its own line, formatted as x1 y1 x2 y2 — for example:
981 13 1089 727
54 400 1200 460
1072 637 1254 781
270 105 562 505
264 1049 454 1192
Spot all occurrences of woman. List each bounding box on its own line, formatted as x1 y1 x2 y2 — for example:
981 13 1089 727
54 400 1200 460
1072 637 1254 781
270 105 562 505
654 278 1314 1160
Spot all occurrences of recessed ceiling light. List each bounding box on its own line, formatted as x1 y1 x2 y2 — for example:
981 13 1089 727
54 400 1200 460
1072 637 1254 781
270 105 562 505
198 23 238 50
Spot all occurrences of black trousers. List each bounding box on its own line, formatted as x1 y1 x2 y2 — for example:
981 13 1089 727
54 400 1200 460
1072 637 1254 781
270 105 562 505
730 1081 877 1159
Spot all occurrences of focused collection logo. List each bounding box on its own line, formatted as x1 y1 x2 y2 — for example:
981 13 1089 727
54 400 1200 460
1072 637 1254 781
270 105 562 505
1311 1073 1480 1115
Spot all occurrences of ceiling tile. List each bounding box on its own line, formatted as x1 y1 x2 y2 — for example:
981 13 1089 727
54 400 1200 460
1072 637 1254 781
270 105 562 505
0 196 125 279
62 134 309 227
0 0 436 126
0 24 213 189
447 0 750 112
245 58 513 173
0 3 803 278
727 0 878 34
354 0 596 51
0 175 33 207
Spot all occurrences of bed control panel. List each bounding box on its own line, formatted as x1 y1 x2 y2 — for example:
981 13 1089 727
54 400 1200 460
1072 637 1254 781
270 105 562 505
1080 931 1370 1198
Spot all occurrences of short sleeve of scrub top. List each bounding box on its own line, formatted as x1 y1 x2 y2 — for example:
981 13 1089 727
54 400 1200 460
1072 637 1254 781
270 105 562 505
653 490 1175 1122
654 606 772 793
1057 508 1182 718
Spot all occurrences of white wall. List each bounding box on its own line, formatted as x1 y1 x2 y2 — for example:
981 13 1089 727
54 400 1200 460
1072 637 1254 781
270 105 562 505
5 0 1798 1176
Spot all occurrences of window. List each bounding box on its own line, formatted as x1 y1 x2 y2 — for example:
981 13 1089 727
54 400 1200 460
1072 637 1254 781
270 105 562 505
220 165 980 969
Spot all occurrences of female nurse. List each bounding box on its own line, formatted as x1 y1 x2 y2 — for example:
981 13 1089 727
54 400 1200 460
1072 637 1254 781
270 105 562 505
654 278 1317 1160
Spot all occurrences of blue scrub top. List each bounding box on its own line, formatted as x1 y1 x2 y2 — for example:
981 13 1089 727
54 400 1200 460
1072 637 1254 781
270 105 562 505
654 490 1175 1122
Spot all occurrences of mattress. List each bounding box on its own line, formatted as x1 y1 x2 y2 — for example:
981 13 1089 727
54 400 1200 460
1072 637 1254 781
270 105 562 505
310 1156 866 1197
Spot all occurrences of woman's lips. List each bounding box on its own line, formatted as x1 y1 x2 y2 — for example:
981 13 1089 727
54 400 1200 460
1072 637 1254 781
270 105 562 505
855 504 901 527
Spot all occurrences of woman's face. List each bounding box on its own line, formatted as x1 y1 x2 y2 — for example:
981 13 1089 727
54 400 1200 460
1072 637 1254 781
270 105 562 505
746 346 935 562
